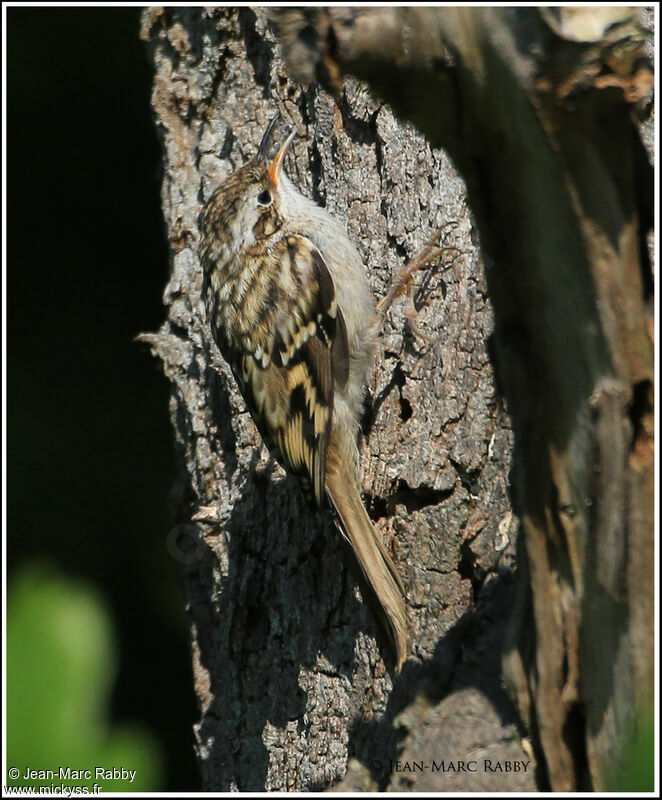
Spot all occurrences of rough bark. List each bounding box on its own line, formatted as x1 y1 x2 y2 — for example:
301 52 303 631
268 5 655 793
140 6 535 793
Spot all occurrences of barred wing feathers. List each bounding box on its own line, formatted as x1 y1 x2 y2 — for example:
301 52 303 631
218 234 348 507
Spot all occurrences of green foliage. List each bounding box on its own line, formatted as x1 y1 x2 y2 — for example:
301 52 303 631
607 708 655 792
7 564 163 792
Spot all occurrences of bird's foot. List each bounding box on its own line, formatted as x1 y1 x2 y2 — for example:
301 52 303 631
378 222 463 339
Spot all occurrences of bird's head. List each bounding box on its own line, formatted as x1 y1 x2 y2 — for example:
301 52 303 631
199 116 298 267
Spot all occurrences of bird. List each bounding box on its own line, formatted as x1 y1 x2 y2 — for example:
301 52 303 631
198 115 408 670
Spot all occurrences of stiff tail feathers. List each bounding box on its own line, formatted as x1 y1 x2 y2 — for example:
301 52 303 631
326 469 408 671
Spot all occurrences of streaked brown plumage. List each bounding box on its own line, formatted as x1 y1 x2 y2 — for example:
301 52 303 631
199 117 408 669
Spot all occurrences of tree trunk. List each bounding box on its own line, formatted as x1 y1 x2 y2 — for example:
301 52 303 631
267 5 655 793
140 6 536 792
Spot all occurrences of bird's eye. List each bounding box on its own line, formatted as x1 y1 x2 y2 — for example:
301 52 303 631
257 189 272 207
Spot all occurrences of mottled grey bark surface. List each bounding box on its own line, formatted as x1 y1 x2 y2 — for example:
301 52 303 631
269 5 655 793
140 6 532 793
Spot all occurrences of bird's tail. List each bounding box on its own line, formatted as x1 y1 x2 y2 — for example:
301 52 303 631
326 467 408 671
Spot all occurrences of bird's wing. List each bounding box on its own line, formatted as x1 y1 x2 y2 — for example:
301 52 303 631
229 234 349 506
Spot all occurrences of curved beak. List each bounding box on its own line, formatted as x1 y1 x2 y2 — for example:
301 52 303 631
268 126 297 186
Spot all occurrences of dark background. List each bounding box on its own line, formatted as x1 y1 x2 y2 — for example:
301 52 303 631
8 7 199 790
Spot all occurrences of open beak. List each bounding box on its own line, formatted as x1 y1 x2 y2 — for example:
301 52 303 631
256 115 280 163
268 126 297 186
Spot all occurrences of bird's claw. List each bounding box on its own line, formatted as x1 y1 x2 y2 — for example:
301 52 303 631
379 222 463 342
